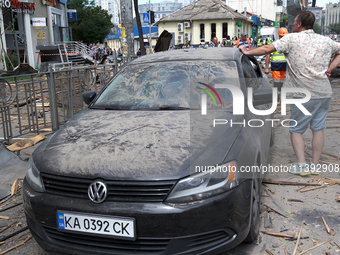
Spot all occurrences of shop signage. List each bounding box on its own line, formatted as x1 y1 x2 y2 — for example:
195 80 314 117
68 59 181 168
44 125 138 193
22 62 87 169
32 18 46 27
42 0 56 7
2 0 36 14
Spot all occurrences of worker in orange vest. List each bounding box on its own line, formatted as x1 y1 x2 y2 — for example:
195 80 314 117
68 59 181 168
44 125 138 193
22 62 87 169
235 32 252 50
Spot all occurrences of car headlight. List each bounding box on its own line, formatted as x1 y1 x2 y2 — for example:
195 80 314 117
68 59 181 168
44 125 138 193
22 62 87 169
26 157 44 192
165 161 238 203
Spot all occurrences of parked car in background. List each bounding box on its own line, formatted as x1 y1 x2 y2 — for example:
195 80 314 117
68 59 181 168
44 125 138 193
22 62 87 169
23 48 274 255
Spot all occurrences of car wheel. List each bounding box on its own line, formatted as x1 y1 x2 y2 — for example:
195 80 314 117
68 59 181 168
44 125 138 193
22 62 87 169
243 176 261 243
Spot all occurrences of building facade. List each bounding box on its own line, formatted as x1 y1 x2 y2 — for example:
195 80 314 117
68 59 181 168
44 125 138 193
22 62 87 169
95 0 120 25
1 0 70 70
325 3 340 33
156 0 253 46
138 1 183 23
225 0 285 22
307 6 323 27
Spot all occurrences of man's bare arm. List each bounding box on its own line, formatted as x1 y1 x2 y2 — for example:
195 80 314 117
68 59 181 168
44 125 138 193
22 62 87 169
326 51 340 77
239 44 276 56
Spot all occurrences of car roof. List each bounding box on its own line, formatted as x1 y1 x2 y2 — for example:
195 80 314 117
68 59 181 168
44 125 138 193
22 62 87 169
131 48 240 65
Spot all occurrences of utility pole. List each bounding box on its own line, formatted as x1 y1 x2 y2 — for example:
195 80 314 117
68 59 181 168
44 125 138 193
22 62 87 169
149 0 151 50
120 0 134 61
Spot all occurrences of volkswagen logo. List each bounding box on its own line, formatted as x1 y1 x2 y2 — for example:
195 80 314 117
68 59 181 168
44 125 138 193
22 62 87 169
88 181 107 203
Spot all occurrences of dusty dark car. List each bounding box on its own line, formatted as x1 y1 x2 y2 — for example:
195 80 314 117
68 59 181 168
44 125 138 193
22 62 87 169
23 48 274 255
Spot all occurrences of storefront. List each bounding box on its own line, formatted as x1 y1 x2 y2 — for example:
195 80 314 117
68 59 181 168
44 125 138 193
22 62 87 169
1 0 71 70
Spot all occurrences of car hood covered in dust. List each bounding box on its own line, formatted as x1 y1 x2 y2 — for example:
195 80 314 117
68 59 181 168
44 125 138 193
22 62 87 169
33 108 242 180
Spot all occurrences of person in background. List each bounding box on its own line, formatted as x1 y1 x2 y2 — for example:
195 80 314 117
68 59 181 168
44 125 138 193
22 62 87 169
225 36 233 47
235 32 252 50
232 36 238 47
257 36 263 47
264 27 289 91
210 37 221 47
266 35 272 44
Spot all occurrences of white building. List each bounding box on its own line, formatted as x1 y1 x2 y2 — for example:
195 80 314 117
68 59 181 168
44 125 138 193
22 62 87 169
138 1 183 23
176 0 196 7
325 2 340 33
225 0 285 21
95 0 120 25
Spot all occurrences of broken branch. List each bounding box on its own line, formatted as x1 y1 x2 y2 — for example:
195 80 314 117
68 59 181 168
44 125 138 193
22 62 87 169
312 178 340 185
0 235 32 255
0 226 29 242
261 231 295 239
321 216 332 234
0 202 23 213
11 179 19 196
264 204 288 218
265 249 274 255
297 239 332 255
300 185 330 193
263 179 321 186
293 223 303 255
0 221 18 234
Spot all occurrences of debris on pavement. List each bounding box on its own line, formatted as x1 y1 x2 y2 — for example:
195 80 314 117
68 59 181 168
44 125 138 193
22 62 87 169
263 179 321 186
321 216 332 234
0 179 31 254
265 249 274 255
297 239 332 255
292 223 303 255
264 204 288 218
299 184 330 193
287 199 303 202
261 231 295 239
311 177 340 185
0 235 32 255
6 134 45 152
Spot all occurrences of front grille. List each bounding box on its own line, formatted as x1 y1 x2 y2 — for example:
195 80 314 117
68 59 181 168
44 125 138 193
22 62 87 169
41 173 177 202
43 226 170 255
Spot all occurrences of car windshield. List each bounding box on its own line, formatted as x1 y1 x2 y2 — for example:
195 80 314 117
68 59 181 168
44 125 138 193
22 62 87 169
92 61 240 110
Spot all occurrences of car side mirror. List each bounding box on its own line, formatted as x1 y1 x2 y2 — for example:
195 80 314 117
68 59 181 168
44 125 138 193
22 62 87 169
82 91 97 105
252 88 274 106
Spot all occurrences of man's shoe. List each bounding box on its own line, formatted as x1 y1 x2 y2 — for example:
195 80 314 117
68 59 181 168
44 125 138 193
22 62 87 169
289 163 310 176
309 163 321 175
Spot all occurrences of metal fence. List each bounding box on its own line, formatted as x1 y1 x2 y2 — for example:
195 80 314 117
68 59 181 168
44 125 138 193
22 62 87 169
0 64 117 143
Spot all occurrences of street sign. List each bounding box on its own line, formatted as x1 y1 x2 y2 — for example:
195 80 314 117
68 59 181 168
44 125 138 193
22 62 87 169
143 13 150 24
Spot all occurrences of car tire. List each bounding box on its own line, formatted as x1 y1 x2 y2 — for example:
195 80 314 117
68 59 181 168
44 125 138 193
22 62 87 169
243 176 261 243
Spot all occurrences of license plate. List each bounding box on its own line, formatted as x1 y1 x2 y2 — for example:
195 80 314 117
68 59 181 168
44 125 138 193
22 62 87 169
57 211 136 240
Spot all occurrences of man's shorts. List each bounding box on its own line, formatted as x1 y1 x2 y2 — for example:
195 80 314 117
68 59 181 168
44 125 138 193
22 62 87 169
289 98 331 134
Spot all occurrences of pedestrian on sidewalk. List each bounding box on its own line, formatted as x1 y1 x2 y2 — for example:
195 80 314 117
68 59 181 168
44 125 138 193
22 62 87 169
239 11 340 176
264 27 289 91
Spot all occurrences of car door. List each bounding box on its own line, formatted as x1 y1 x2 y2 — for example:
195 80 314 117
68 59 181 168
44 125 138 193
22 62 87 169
241 55 272 165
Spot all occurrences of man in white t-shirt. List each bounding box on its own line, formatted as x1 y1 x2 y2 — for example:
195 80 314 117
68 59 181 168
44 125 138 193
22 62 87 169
240 11 340 176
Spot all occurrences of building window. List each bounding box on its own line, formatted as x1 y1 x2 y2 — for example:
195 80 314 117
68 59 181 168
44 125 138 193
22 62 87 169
222 23 228 39
200 24 205 42
211 23 216 40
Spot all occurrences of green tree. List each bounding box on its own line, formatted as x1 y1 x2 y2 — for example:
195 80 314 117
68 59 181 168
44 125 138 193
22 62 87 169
329 23 340 34
313 22 321 34
69 0 113 44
